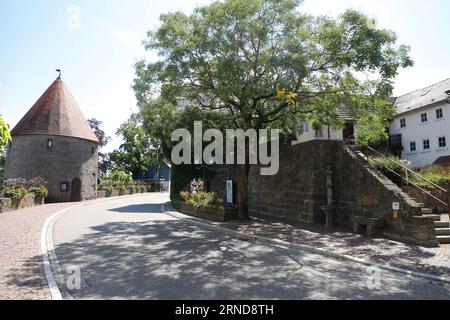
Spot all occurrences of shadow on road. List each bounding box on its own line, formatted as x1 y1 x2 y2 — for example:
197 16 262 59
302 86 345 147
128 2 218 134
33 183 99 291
108 203 163 214
20 218 448 300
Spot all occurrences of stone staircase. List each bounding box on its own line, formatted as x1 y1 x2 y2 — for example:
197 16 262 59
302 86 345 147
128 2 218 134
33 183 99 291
417 205 450 244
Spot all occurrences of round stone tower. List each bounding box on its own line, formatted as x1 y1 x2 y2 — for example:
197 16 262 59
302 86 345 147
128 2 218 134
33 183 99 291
5 77 100 202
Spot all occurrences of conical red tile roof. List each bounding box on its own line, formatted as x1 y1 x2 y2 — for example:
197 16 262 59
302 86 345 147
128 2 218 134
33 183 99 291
11 78 99 143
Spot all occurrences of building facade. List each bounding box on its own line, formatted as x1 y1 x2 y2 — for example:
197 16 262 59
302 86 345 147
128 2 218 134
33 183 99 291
5 77 100 202
292 112 356 145
389 79 450 168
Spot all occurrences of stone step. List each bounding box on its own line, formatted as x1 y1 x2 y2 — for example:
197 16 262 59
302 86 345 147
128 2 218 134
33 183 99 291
417 203 425 208
421 208 433 214
435 221 450 228
437 236 450 244
423 214 442 221
436 228 450 236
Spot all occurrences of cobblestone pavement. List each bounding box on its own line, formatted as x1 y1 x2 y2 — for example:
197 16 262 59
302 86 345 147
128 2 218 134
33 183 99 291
0 202 75 300
218 216 450 278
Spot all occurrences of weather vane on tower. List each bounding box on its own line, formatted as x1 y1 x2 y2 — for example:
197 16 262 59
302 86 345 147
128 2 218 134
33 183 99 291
56 69 62 79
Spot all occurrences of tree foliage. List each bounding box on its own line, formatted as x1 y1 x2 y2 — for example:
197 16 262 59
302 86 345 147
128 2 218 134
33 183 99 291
110 116 155 179
0 116 11 148
88 118 111 148
88 118 112 177
135 0 412 135
0 116 11 183
133 0 413 217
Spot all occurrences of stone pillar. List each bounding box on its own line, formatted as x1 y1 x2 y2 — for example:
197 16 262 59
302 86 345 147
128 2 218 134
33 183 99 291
325 165 335 228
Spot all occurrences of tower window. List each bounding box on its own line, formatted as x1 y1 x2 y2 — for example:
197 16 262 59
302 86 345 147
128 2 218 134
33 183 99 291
47 139 53 149
60 182 69 192
436 108 444 119
400 118 406 128
91 147 95 155
410 142 416 152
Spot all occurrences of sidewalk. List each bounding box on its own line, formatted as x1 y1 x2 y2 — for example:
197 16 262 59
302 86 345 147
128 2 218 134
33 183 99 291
0 203 74 300
215 216 450 278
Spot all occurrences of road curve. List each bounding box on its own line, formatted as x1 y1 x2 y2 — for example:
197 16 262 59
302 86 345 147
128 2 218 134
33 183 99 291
51 193 450 300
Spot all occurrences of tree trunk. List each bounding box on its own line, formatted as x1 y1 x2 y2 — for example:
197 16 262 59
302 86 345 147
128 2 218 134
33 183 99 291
237 163 250 220
237 119 252 220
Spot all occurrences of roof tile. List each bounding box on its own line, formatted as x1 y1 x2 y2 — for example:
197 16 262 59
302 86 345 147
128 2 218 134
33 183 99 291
11 79 99 143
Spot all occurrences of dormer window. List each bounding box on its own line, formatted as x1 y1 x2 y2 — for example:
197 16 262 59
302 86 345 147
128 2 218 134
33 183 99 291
47 139 53 149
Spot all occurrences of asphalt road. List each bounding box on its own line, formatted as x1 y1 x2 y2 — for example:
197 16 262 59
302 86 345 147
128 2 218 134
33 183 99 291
52 193 450 300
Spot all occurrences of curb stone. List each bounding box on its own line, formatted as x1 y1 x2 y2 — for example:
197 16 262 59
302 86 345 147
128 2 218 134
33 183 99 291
162 203 450 285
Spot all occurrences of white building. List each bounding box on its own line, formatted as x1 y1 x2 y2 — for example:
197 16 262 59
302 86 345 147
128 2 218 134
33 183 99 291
292 110 356 145
390 78 450 168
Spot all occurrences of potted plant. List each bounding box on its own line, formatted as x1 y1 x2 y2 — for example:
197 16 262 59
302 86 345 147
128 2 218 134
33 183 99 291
2 186 28 209
98 181 114 197
118 183 129 196
29 185 48 205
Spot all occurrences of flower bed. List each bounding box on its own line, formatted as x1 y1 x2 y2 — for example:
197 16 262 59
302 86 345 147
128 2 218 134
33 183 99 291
179 202 238 222
0 177 48 213
177 191 238 222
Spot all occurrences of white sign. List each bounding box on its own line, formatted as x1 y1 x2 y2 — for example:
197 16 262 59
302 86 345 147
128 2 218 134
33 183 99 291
226 180 233 205
392 202 400 210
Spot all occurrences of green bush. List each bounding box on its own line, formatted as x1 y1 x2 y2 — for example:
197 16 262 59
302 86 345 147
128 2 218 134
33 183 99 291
29 185 48 197
410 170 450 189
2 186 27 199
98 180 114 193
170 164 215 202
185 192 225 209
368 156 403 185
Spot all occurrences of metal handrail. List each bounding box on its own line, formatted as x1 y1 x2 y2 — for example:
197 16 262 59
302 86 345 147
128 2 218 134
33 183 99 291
368 157 448 208
366 146 448 194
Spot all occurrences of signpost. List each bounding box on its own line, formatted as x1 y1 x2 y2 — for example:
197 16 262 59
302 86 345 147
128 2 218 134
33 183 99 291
226 180 233 207
392 202 400 219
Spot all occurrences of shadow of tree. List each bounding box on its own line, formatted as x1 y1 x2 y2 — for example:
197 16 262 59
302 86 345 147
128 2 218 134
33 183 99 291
108 204 163 214
6 210 448 300
221 215 450 277
5 199 450 300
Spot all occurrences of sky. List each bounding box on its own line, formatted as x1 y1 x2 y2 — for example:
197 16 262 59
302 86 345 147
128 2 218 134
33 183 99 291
1 0 450 152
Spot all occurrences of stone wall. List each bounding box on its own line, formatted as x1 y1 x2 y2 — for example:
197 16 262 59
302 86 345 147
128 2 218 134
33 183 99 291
0 194 44 213
208 165 239 201
209 140 438 246
5 135 98 202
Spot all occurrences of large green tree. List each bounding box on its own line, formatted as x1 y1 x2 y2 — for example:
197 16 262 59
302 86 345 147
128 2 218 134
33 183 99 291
110 116 155 179
134 0 413 219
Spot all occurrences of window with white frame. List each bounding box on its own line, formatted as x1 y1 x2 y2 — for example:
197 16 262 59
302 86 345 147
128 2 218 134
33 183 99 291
409 141 416 152
436 108 444 119
438 136 447 148
423 139 430 150
400 118 406 128
420 113 428 123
